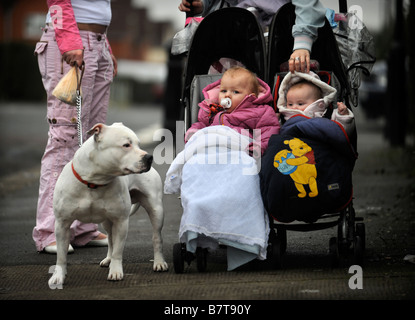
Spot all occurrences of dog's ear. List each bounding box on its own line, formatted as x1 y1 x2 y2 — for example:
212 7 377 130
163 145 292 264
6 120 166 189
87 123 106 142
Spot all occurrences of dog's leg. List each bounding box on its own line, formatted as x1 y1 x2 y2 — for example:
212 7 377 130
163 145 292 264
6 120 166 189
48 219 72 287
100 220 113 268
106 218 129 281
139 193 168 272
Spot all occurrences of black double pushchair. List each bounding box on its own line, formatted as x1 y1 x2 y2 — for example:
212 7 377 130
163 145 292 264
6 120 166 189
172 2 373 273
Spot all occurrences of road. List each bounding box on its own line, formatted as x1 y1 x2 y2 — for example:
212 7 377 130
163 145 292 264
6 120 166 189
0 102 414 309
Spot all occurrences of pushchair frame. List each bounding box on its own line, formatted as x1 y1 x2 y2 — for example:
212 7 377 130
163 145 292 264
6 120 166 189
173 2 366 273
174 7 269 273
266 3 365 268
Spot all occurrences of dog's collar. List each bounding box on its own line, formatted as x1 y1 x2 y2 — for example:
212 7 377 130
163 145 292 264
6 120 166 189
71 162 108 189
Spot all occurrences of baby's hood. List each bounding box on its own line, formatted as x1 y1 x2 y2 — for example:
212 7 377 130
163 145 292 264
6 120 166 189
278 99 326 120
277 71 337 108
201 76 272 108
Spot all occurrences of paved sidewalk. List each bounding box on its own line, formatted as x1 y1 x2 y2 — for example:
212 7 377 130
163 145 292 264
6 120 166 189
0 103 414 307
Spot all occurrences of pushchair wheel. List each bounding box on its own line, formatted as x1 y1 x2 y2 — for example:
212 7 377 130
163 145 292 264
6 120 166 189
338 206 353 254
268 238 283 269
266 228 283 269
173 243 186 274
329 237 340 268
196 247 208 272
276 227 287 255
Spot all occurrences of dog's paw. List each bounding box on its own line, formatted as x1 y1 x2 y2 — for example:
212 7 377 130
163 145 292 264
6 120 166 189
153 259 169 272
48 266 65 288
107 260 123 281
100 257 111 267
48 275 64 289
107 270 123 281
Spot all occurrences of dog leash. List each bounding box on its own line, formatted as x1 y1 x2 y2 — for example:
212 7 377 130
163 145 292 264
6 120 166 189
72 62 109 189
75 62 85 147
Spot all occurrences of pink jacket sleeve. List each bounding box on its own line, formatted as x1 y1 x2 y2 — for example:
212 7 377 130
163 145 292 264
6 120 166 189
48 0 83 55
256 106 280 155
184 104 210 142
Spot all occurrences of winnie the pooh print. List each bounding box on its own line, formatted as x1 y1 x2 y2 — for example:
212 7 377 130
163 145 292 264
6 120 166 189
274 138 318 198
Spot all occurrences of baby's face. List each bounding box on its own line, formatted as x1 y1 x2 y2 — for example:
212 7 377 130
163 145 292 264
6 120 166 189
286 84 318 111
219 72 255 113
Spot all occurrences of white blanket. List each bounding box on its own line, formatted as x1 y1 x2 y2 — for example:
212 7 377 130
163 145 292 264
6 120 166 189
165 126 269 270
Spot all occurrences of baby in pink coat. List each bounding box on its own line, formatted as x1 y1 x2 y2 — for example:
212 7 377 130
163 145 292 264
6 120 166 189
186 66 280 156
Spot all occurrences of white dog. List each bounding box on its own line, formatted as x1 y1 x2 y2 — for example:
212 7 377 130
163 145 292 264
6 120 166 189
48 122 168 287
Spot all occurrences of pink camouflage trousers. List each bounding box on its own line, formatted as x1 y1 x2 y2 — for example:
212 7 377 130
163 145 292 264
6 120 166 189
33 26 113 251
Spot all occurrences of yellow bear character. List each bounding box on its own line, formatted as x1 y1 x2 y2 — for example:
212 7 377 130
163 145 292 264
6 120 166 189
274 138 318 198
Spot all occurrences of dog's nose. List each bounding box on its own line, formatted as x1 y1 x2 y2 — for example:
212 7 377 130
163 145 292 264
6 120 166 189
144 154 153 166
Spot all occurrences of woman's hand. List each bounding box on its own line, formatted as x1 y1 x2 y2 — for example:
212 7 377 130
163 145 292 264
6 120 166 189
178 0 203 15
62 49 84 68
289 49 310 73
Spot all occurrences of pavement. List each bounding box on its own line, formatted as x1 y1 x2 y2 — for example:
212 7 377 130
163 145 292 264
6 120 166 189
0 102 414 309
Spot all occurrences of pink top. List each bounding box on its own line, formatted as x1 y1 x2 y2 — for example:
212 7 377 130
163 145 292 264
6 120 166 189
47 0 112 55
